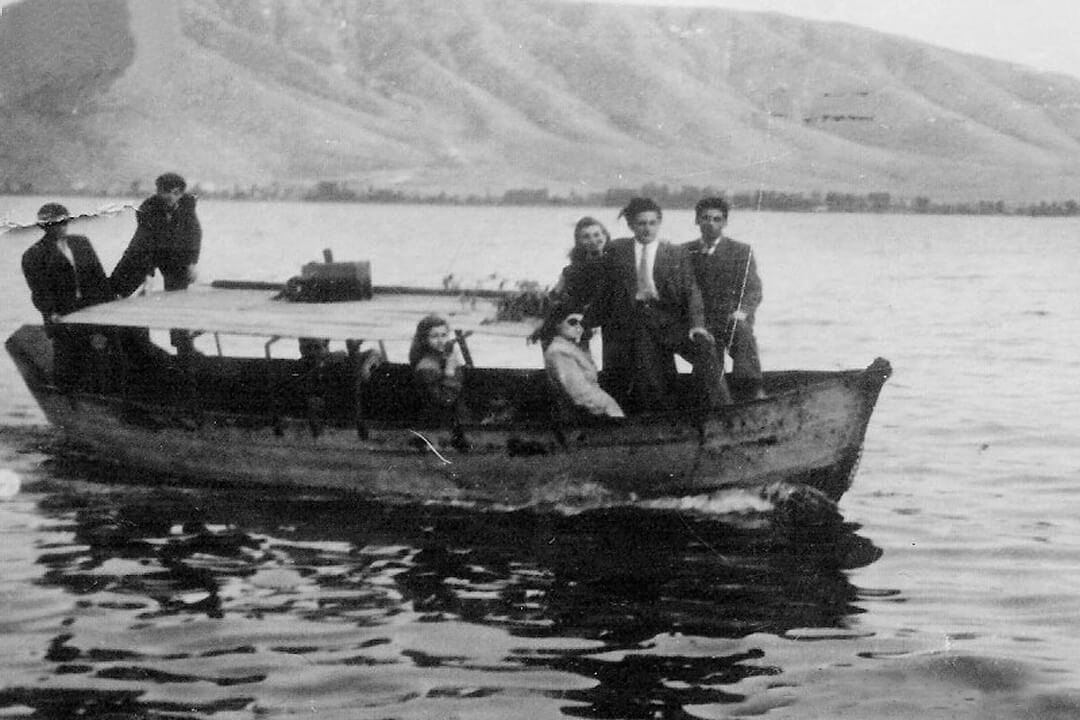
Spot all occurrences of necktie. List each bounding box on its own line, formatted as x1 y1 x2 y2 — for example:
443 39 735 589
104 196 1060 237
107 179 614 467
636 243 656 300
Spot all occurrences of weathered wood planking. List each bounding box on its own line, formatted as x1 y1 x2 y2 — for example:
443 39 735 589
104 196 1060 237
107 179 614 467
60 286 534 341
6 321 893 503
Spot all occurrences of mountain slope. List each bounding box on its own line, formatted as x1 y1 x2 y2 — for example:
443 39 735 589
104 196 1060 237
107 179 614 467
3 0 1080 201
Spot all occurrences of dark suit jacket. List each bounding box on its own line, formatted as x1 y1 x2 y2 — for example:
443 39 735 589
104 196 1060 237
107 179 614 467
111 193 202 297
587 238 706 338
21 234 114 321
682 237 762 335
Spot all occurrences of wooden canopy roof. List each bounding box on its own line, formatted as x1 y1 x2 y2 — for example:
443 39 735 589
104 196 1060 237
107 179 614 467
61 284 532 342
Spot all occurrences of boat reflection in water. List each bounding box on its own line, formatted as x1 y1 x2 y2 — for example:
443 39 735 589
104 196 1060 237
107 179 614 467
10 453 887 719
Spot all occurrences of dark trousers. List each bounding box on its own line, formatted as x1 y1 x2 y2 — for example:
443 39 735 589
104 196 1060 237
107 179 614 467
723 321 762 381
163 271 196 355
49 325 114 393
602 304 731 412
716 320 763 399
49 326 91 392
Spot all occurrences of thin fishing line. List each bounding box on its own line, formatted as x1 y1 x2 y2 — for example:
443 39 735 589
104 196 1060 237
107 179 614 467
725 247 753 352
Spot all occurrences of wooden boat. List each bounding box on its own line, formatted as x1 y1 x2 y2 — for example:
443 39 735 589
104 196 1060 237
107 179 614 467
5 282 891 507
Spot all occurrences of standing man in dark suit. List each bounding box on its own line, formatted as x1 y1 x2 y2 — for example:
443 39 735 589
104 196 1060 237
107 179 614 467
587 197 730 412
684 197 764 400
110 172 202 356
21 203 115 390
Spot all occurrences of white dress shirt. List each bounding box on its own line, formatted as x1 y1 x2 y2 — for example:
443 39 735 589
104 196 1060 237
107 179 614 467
633 239 659 301
701 237 721 255
55 237 81 299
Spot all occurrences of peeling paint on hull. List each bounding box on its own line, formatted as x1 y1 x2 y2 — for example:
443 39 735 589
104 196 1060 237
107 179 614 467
7 325 890 506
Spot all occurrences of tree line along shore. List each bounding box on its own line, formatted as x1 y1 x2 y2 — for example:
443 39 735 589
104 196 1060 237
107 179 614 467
4 180 1080 217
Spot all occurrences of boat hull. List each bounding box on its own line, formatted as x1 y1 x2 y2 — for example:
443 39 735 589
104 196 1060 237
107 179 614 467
7 325 890 506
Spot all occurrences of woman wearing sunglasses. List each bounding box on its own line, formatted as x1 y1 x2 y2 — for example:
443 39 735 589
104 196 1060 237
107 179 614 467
537 304 624 423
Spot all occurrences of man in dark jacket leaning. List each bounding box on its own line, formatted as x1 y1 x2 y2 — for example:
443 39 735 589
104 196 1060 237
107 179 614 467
111 172 202 355
683 197 764 400
21 203 115 390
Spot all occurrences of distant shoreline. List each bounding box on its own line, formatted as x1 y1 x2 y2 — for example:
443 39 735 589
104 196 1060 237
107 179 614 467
2 182 1079 218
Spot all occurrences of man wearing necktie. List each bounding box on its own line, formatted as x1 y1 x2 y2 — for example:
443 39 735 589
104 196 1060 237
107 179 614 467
586 197 730 411
21 203 115 391
683 197 765 400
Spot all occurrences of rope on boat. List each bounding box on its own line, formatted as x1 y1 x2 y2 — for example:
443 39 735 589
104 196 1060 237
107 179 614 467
409 430 452 465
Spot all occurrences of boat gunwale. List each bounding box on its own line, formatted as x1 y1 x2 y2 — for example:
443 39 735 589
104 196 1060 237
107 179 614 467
7 322 890 433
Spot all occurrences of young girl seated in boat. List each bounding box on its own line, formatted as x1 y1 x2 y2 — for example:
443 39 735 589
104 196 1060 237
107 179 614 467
537 305 624 423
409 315 471 450
409 314 467 415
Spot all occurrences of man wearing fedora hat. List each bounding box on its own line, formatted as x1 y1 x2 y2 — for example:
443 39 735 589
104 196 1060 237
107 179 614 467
20 203 115 390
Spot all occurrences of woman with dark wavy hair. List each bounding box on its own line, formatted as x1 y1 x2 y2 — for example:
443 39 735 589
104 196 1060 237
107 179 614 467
551 216 611 308
530 216 611 347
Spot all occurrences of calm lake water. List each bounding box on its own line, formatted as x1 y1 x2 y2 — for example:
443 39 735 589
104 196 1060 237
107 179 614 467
2 196 1080 719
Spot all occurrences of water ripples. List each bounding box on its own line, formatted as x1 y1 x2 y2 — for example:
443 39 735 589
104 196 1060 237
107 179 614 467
0 456 892 718
5 206 1080 715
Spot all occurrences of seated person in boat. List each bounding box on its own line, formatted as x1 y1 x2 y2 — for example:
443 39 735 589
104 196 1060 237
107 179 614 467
298 337 346 406
298 337 338 368
20 203 116 391
409 314 467 416
537 305 624 423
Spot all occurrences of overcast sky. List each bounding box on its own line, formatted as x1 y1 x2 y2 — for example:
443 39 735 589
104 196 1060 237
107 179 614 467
576 0 1080 79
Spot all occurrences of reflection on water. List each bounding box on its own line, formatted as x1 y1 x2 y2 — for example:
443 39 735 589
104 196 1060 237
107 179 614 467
7 202 1080 714
0 440 886 719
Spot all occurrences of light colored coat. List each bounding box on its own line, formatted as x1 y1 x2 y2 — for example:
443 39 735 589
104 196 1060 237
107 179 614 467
543 336 624 421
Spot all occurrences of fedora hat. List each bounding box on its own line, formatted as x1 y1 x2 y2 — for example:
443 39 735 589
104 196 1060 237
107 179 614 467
36 203 70 226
